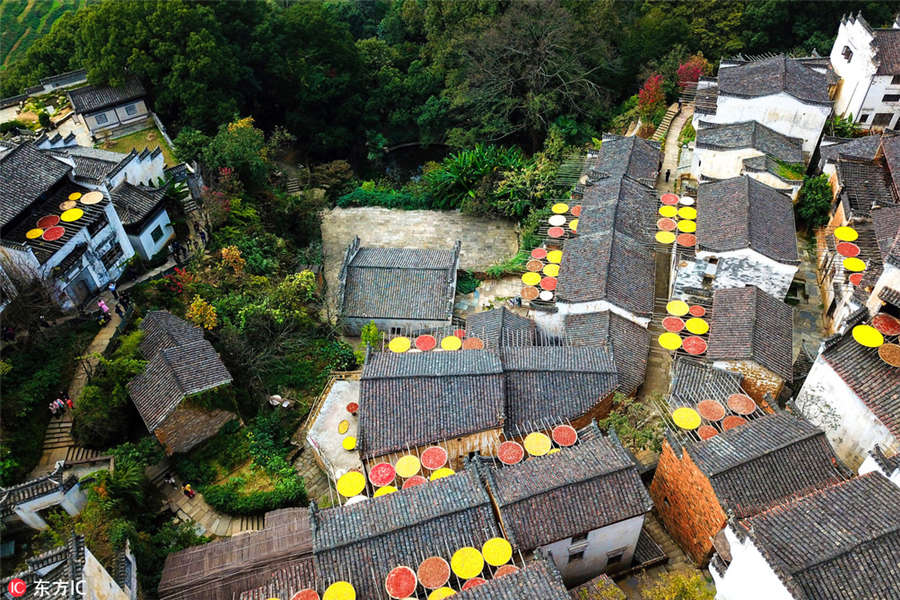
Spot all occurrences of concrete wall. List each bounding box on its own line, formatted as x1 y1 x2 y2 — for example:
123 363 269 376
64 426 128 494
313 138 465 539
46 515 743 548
795 356 899 469
710 526 794 600
127 208 172 261
154 403 237 455
539 515 645 587
82 546 130 600
694 92 831 156
692 147 762 181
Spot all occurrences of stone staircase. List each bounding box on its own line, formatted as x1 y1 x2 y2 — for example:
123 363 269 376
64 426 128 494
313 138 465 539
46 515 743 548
651 105 679 142
65 445 105 463
643 513 692 570
292 443 331 505
43 417 74 450
284 177 302 194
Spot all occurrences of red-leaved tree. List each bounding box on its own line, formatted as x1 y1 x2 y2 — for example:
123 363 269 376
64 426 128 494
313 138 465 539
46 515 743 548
638 74 665 121
677 54 710 89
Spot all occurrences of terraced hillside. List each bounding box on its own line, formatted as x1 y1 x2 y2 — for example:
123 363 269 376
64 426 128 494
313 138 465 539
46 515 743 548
1 0 87 69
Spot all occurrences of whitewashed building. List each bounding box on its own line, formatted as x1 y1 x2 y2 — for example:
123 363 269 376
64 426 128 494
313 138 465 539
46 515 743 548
710 473 900 600
859 444 900 487
671 176 799 301
830 13 900 130
0 462 86 531
692 55 833 159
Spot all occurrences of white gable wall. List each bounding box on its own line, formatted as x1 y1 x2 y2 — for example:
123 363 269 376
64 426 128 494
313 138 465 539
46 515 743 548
695 248 798 300
534 300 650 339
831 17 879 118
858 453 900 487
710 526 794 600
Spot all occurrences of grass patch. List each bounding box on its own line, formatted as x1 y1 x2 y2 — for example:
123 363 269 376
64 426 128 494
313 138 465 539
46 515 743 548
773 158 805 181
98 126 177 167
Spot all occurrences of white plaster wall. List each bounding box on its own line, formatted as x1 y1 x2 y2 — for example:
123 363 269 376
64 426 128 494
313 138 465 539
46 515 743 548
858 75 900 129
711 526 794 600
695 248 797 300
858 454 900 487
867 264 900 317
537 300 650 338
82 546 129 600
109 153 166 188
128 208 172 260
540 515 644 586
795 357 899 469
113 100 149 124
745 172 800 201
831 18 878 118
692 147 762 181
700 92 830 156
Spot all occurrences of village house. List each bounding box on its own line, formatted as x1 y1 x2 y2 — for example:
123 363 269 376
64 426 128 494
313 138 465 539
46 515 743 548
859 444 900 486
465 305 535 347
666 356 768 419
67 76 152 141
690 120 804 199
583 134 660 185
158 508 313 600
0 462 86 531
709 473 900 599
692 55 833 158
830 12 900 130
1 534 137 600
564 310 649 396
475 424 652 586
650 412 851 564
109 181 172 260
442 555 572 600
337 236 460 336
310 466 498 600
672 176 799 301
127 311 235 455
705 286 793 406
794 315 900 469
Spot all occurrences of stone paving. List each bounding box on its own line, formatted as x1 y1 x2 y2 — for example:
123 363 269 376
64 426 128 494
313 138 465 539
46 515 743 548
791 232 826 361
320 207 519 315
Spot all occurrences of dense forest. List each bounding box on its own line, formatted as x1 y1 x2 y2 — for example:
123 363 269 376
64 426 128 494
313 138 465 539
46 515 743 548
3 0 896 162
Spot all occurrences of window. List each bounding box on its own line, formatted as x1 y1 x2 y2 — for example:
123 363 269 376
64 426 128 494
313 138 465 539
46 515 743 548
124 103 138 116
842 46 853 61
150 225 164 242
607 549 626 566
568 532 589 562
873 113 894 127
859 113 869 123
569 549 585 562
94 113 108 125
882 94 900 102
892 75 900 85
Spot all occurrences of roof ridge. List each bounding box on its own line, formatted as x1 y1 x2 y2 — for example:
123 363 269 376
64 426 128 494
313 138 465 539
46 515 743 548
705 418 826 477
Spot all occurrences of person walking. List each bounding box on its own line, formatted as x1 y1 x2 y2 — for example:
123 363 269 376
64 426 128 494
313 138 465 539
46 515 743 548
665 168 671 183
114 303 125 318
108 282 118 299
98 299 110 315
49 401 58 417
199 229 207 245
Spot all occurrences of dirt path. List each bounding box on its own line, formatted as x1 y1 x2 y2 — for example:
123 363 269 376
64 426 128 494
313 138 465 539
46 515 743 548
656 106 694 193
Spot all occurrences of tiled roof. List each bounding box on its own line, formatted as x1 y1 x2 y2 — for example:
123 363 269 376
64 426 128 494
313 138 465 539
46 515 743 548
735 473 900 599
685 412 850 517
880 286 900 308
555 230 656 316
502 346 618 433
588 136 660 183
578 175 657 243
480 426 651 550
358 351 505 458
0 142 70 228
818 134 882 170
874 28 900 75
872 205 900 261
668 357 745 406
127 311 232 432
111 181 166 227
2 535 86 600
454 556 571 600
235 560 317 600
695 121 803 163
68 76 145 113
0 462 77 518
311 468 497 600
697 176 799 264
339 241 459 323
882 134 900 194
717 55 830 103
837 158 896 216
869 444 900 476
821 328 900 439
465 307 535 349
564 311 649 396
139 310 205 357
707 286 793 381
568 573 625 600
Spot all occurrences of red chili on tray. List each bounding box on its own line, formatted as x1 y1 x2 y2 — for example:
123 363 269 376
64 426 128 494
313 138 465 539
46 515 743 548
462 337 484 350
42 226 65 241
369 462 396 487
454 328 466 338
346 402 359 414
727 394 755 415
682 336 707 355
697 425 718 440
385 566 417 599
697 400 725 421
540 277 557 291
547 226 565 238
36 215 60 229
570 205 582 217
836 242 860 257
552 424 578 447
657 218 677 231
461 578 487 591
421 446 447 470
689 305 706 317
402 475 428 489
494 565 520 578
497 441 524 465
872 313 900 336
291 590 319 600
722 415 747 431
676 233 697 247
415 335 437 351
531 247 548 260
662 316 685 332
849 273 864 285
418 556 451 589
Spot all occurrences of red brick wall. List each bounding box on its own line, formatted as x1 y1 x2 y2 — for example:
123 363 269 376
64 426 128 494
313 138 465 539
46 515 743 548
154 403 237 455
649 440 726 564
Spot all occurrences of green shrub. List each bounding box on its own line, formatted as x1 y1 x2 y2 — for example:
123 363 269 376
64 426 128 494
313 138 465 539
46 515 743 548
109 437 166 469
0 119 27 134
38 111 51 128
797 174 832 229
456 270 481 294
337 187 433 210
201 472 306 515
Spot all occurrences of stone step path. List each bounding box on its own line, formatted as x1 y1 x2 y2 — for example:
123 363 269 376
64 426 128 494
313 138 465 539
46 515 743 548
65 445 105 463
43 418 75 449
651 104 679 142
643 513 691 569
285 177 302 194
293 442 332 505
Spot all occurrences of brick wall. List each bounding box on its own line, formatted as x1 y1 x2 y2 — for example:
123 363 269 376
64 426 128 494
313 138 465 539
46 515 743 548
649 440 726 564
154 403 237 455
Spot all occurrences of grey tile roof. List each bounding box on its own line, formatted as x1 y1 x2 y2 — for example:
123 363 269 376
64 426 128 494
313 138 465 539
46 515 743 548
707 286 793 381
881 285 900 308
695 120 803 163
502 346 618 433
0 462 77 519
717 55 830 103
874 28 900 75
564 311 649 396
872 205 900 261
68 76 145 113
568 573 625 600
882 134 900 195
869 444 900 476
235 560 317 600
480 426 651 550
587 136 660 183
697 176 799 264
555 230 656 316
578 175 657 243
359 351 505 458
0 142 70 227
837 158 897 216
818 134 882 170
821 327 900 440
311 468 497 600
465 307 535 349
140 310 205 357
735 473 900 599
111 181 166 227
339 240 459 322
668 357 745 406
454 556 571 600
127 311 232 432
685 412 850 518
2 535 86 600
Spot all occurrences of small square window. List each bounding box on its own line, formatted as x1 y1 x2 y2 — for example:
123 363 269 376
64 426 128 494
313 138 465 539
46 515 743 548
891 75 900 85
572 532 588 544
150 225 164 242
569 549 585 562
124 103 137 116
842 46 853 62
873 113 894 127
882 94 900 102
607 551 625 565
859 113 869 123
94 113 108 125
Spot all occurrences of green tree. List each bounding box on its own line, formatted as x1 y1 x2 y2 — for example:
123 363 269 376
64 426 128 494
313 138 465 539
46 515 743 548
640 569 715 600
202 117 270 190
360 320 381 348
797 174 833 229
173 127 212 164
